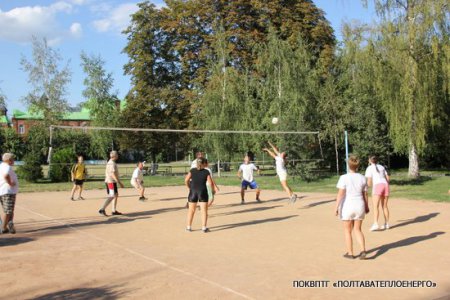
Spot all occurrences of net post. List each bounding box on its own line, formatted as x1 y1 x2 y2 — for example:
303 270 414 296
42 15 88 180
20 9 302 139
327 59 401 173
344 130 349 174
218 160 221 178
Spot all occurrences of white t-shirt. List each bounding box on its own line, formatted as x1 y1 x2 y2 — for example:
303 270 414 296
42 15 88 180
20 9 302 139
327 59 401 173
105 160 119 183
0 162 18 195
239 163 258 182
131 167 144 185
336 173 367 200
365 164 388 185
275 155 287 174
190 159 198 169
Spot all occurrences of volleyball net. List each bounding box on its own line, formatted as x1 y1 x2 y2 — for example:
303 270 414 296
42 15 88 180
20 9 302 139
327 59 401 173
48 125 326 178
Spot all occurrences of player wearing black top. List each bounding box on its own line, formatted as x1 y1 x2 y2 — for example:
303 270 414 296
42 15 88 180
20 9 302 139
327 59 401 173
188 168 210 202
185 158 218 233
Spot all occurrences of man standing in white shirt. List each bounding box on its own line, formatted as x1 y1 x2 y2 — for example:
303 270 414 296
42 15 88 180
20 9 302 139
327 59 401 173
131 162 147 201
263 142 297 204
99 151 124 216
0 153 18 234
237 155 261 204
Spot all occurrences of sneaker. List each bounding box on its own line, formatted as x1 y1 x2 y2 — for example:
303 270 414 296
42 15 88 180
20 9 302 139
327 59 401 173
186 227 192 232
241 200 245 205
139 196 146 201
370 223 379 231
98 209 108 217
111 211 123 215
78 196 85 200
256 198 262 203
359 251 367 260
70 197 75 201
290 194 298 204
202 228 210 233
0 228 9 234
7 222 15 234
384 223 390 230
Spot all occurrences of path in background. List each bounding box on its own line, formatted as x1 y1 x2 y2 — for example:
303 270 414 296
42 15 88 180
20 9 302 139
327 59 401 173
1 186 449 299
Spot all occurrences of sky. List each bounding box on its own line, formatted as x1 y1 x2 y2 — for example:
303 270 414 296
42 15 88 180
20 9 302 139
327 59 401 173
0 0 376 115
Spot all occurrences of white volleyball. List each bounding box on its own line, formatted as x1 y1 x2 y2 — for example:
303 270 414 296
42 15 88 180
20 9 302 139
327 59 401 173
272 117 279 124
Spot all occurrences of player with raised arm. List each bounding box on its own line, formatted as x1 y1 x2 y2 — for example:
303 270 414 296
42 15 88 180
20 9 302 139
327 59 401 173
263 142 297 204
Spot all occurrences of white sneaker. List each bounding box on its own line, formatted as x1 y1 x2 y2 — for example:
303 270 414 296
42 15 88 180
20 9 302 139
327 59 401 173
370 223 379 231
384 223 390 230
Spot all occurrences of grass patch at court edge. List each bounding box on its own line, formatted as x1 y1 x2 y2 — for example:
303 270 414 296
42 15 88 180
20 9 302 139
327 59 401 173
18 176 184 193
17 171 449 202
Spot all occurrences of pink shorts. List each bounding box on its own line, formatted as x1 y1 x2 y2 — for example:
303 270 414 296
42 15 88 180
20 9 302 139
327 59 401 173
374 183 389 197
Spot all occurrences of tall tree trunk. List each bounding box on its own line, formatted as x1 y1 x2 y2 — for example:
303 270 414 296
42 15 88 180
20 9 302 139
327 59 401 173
407 0 420 178
408 143 419 178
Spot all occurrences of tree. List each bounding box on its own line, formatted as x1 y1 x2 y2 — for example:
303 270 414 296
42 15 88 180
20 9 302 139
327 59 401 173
48 147 76 182
122 0 335 161
0 85 5 108
363 0 449 177
321 23 392 172
0 128 26 160
20 36 71 125
121 2 191 161
80 52 119 158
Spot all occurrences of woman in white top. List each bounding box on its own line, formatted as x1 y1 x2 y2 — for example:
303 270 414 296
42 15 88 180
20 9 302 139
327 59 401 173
365 156 390 231
335 155 369 259
263 141 297 204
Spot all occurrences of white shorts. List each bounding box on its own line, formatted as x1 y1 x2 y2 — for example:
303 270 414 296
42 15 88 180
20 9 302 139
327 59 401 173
340 197 365 221
277 172 288 182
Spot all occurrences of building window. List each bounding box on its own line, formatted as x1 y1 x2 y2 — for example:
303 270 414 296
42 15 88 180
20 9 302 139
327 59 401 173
19 124 25 134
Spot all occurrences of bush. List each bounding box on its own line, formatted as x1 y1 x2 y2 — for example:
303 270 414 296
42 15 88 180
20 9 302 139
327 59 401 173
48 148 76 182
292 161 319 183
17 152 43 182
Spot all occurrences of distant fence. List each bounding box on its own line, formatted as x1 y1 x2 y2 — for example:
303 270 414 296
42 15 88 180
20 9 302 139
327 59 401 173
38 159 330 180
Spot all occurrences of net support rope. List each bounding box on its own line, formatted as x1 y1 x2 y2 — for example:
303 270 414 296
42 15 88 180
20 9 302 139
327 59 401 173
49 125 319 135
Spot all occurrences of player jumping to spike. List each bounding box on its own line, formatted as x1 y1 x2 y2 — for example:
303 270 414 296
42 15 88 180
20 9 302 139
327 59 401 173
263 142 297 204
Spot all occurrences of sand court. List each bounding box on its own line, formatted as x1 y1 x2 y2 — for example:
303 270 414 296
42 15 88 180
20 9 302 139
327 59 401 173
1 186 449 299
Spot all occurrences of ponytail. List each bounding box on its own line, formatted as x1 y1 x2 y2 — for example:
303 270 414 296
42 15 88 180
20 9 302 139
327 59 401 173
370 156 379 173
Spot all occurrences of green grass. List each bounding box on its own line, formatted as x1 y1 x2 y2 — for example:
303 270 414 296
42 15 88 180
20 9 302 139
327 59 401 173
17 171 450 202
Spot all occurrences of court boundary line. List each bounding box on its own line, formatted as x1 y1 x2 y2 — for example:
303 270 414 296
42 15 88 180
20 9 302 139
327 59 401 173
16 204 254 300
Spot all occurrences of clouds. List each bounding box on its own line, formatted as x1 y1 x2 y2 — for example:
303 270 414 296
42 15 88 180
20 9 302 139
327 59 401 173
0 1 165 45
92 3 139 34
0 1 83 45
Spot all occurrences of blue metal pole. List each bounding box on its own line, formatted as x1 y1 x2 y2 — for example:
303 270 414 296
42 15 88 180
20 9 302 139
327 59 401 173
344 130 349 173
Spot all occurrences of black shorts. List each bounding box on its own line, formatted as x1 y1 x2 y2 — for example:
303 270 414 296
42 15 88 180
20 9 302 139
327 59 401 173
74 179 84 186
188 189 209 203
105 182 118 196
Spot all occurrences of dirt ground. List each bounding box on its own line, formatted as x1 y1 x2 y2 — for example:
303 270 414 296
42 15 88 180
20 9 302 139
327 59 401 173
1 185 449 300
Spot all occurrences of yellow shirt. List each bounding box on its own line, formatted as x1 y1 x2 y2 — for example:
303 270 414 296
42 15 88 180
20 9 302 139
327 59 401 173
72 163 86 180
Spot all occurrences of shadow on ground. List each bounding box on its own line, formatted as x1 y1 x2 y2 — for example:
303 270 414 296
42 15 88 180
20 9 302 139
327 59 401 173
211 215 298 232
391 212 440 229
0 236 34 247
301 199 335 209
23 207 184 235
366 231 445 259
29 284 128 300
389 176 432 186
211 205 283 218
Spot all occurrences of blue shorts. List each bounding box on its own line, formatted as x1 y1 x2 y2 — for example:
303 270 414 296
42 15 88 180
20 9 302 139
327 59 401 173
242 180 259 190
